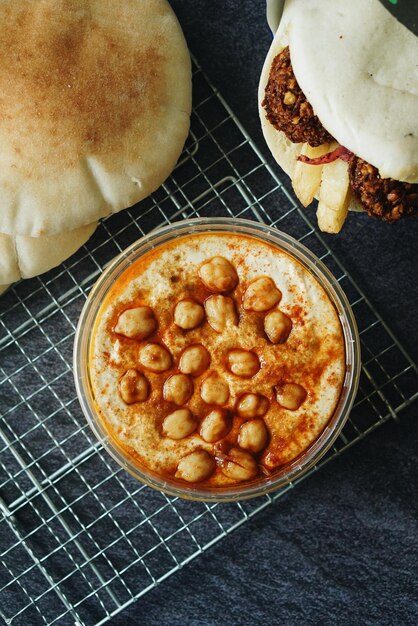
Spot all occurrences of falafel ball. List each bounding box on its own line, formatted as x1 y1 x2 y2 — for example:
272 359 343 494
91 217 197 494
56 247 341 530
349 157 418 222
262 46 334 147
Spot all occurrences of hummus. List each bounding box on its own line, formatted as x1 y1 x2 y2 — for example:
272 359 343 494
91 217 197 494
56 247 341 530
89 232 346 487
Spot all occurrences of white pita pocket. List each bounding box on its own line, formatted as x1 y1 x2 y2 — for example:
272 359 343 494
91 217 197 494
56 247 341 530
286 0 418 183
0 222 97 284
259 0 418 220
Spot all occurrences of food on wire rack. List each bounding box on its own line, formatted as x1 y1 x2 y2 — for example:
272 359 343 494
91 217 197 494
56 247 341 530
258 0 418 233
89 232 346 489
0 0 191 287
0 223 97 284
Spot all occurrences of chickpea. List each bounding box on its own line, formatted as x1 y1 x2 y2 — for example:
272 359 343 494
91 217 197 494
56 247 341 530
238 419 269 453
221 448 258 481
114 306 157 340
139 343 172 372
176 450 215 483
236 393 269 419
163 374 193 405
200 409 230 443
200 372 229 405
204 295 238 333
264 309 292 344
275 383 307 410
227 349 260 378
179 344 210 377
162 408 196 439
174 299 205 330
199 256 238 292
243 277 282 312
119 369 150 404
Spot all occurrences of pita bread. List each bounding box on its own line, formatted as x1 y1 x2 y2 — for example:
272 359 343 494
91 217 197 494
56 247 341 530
0 284 10 296
0 222 97 284
258 29 361 212
259 0 418 185
0 0 191 237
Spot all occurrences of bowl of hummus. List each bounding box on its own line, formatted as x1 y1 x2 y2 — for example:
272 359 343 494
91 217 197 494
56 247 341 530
74 218 360 500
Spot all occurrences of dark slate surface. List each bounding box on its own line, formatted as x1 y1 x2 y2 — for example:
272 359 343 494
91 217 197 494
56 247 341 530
111 1 418 624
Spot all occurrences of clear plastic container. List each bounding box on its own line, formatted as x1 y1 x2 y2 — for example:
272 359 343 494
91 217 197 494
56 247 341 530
73 218 360 501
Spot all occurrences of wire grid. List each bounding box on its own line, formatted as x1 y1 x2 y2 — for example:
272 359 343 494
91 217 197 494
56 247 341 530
1 59 418 626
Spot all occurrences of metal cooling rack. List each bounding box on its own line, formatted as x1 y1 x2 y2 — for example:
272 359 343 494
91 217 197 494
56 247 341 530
1 58 417 626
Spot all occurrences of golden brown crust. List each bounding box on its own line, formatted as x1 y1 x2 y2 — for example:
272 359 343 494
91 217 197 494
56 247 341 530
0 0 192 236
0 5 162 171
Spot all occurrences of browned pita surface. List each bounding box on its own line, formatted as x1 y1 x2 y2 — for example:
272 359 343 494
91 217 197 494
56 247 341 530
0 0 191 236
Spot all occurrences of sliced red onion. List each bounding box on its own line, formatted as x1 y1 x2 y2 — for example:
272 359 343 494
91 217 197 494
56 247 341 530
297 145 353 165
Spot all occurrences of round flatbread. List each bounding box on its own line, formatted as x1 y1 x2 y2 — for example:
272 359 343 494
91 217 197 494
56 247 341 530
0 222 97 284
0 284 9 296
0 0 192 237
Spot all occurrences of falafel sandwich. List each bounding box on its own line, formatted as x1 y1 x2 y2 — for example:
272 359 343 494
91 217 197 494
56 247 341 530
259 0 418 232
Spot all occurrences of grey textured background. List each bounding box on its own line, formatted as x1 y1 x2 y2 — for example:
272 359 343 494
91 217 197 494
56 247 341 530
111 2 418 624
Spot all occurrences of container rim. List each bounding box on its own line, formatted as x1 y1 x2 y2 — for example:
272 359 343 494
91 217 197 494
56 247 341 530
73 217 361 502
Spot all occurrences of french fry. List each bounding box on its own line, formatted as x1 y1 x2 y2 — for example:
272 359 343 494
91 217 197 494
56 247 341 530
292 142 333 207
317 158 351 233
